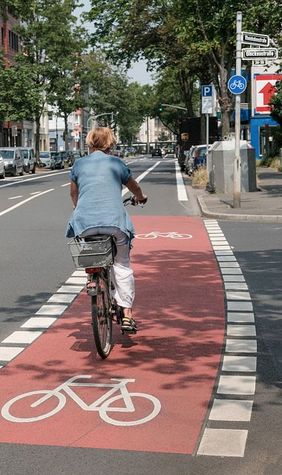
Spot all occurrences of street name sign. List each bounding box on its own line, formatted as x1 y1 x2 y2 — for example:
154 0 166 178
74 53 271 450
242 31 269 47
242 48 278 60
227 75 247 95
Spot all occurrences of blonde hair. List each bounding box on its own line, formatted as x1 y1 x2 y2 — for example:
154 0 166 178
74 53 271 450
86 127 116 152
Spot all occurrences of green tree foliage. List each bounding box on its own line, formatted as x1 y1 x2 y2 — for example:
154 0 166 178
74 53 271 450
0 0 84 157
84 53 154 144
271 81 282 127
87 0 282 136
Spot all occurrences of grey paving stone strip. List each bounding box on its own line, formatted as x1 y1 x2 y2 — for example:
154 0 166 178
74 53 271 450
197 220 257 458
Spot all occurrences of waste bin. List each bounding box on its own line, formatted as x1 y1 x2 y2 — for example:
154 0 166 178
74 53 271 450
208 139 257 193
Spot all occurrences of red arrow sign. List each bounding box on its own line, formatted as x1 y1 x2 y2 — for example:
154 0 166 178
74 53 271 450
259 82 276 105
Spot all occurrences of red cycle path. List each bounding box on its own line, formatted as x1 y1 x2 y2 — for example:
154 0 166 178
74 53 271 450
0 217 225 454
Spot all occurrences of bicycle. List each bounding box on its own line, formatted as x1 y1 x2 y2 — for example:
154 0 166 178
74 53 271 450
68 197 137 359
1 375 161 426
135 231 193 240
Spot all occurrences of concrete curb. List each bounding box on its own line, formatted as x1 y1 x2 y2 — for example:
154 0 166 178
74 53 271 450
197 195 282 223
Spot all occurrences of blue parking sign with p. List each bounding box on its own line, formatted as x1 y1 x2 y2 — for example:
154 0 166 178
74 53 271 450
201 85 213 97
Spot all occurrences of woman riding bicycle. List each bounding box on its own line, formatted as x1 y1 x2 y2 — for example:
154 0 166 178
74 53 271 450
66 127 147 332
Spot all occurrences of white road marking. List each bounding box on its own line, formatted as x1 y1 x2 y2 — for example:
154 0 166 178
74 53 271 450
8 195 22 200
226 291 251 300
175 160 188 201
122 161 161 196
57 285 84 293
225 282 248 290
227 312 255 323
217 375 256 395
227 301 253 311
21 317 57 329
225 339 257 353
36 304 68 316
219 262 240 268
209 399 253 422
0 347 25 361
222 355 257 372
65 277 87 285
198 428 248 457
47 294 76 304
30 191 41 195
0 189 54 217
2 331 42 344
61 183 70 187
0 170 69 189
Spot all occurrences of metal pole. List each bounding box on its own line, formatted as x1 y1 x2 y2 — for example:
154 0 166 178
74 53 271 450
233 11 242 208
206 113 209 166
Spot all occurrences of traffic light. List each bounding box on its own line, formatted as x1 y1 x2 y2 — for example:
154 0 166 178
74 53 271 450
158 104 163 113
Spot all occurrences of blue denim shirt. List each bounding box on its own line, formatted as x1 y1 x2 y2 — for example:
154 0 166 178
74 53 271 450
66 151 134 239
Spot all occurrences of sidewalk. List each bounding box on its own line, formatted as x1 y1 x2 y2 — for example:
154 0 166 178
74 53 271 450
197 167 282 223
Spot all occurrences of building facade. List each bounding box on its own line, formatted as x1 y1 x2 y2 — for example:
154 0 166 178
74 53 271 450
0 7 35 147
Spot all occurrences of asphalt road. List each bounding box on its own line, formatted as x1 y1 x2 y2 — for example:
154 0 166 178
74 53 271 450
0 157 281 474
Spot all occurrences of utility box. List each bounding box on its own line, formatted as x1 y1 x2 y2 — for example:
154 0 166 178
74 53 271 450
208 140 257 193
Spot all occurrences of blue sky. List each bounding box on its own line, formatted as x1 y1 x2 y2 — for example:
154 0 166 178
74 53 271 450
76 1 154 85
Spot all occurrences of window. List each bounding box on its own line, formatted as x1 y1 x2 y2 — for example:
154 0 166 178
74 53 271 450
8 30 19 51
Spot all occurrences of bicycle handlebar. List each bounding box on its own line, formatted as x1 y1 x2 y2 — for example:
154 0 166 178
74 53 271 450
123 196 147 207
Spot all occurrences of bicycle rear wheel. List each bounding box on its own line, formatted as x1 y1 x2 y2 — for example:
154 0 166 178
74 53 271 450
91 273 112 358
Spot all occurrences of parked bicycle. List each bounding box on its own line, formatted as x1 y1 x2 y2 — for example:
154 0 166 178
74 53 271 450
68 196 138 359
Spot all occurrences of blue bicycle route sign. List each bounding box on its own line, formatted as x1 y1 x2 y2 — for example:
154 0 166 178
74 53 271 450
227 75 247 95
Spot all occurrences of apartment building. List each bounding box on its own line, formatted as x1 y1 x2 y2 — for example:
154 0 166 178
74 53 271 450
0 7 34 147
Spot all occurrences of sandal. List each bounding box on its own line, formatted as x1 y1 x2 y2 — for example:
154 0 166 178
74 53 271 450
121 316 137 333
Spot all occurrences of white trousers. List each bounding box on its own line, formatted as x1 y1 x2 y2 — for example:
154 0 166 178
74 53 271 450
81 227 135 308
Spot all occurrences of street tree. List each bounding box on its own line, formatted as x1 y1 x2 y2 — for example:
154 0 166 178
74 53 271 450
0 0 84 158
87 0 282 137
84 53 153 144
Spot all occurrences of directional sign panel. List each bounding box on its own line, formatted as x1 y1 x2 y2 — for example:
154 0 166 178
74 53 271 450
242 32 269 47
242 48 278 60
253 73 282 114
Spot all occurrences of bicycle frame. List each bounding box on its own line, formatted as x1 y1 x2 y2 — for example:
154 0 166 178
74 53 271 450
31 375 136 412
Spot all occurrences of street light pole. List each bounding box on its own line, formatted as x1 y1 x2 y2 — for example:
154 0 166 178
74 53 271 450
146 116 150 154
87 112 115 131
234 11 242 208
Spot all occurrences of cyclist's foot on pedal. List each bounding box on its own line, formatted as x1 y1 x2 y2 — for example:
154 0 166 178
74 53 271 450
121 316 137 334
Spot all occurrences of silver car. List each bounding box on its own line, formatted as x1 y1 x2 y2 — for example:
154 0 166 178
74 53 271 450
0 154 5 179
39 151 52 168
0 148 24 177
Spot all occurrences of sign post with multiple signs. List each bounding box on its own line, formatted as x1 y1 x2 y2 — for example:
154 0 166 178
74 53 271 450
228 17 279 206
201 85 216 192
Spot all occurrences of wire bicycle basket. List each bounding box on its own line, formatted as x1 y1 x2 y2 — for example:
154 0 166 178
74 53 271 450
68 235 115 268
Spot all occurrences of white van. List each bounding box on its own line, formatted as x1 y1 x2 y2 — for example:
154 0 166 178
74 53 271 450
19 147 36 174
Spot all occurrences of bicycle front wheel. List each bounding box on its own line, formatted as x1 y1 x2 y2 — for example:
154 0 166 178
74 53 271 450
91 274 112 359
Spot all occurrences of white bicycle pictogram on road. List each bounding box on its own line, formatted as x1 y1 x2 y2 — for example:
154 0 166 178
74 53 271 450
1 375 161 427
136 231 192 240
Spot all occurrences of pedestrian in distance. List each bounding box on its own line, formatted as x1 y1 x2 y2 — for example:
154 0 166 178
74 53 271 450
66 126 147 332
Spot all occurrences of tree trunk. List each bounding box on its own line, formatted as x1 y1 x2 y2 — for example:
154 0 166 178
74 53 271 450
35 115 40 162
64 113 69 151
218 63 232 138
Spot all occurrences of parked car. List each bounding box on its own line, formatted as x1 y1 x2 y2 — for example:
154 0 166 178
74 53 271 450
50 152 64 170
0 154 5 179
39 151 52 168
0 147 24 176
19 147 36 174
